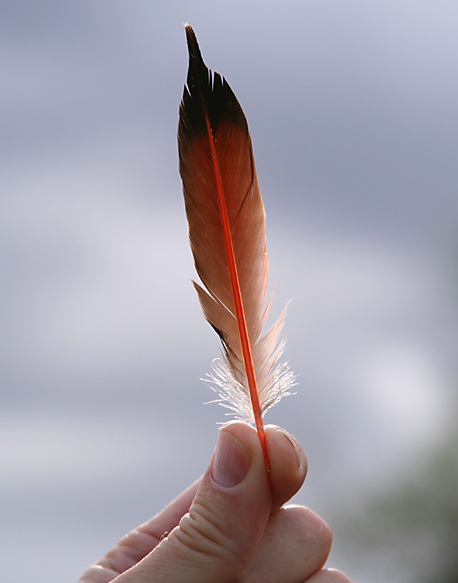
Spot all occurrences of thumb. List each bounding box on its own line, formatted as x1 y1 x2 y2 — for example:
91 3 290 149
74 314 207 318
132 422 271 583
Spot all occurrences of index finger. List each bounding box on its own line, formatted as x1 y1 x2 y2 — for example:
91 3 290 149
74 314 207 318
264 425 307 512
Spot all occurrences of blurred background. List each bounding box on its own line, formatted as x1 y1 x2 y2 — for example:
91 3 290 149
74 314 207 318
1 2 457 582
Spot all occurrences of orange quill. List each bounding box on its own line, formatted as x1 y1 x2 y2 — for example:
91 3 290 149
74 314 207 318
178 25 293 470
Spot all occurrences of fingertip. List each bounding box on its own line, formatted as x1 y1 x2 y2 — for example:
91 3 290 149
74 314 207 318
219 420 261 449
212 428 252 488
216 421 265 479
265 425 307 510
214 423 307 512
269 425 307 474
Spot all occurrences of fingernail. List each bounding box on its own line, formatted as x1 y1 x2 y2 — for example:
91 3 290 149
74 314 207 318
212 430 252 487
277 428 307 473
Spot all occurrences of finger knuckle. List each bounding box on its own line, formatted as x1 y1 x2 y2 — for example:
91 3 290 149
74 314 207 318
173 501 245 569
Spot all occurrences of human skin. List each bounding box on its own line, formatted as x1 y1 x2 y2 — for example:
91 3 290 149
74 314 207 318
78 422 354 583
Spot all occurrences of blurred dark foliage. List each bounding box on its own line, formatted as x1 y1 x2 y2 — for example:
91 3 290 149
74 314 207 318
336 417 458 583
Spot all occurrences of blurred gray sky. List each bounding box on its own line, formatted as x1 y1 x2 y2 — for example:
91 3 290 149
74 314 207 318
1 2 457 582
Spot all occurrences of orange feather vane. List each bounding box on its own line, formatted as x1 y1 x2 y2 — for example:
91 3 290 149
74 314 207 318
178 25 294 469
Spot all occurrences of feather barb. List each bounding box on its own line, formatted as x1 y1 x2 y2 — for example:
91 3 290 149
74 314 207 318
178 25 294 472
201 80 268 469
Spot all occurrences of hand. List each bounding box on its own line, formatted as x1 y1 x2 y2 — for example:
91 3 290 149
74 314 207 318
78 422 353 583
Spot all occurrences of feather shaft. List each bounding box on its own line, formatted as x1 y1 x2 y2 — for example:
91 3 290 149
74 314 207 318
178 25 294 471
201 100 268 469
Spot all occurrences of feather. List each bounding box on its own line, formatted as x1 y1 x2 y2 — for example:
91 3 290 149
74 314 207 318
178 25 294 469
